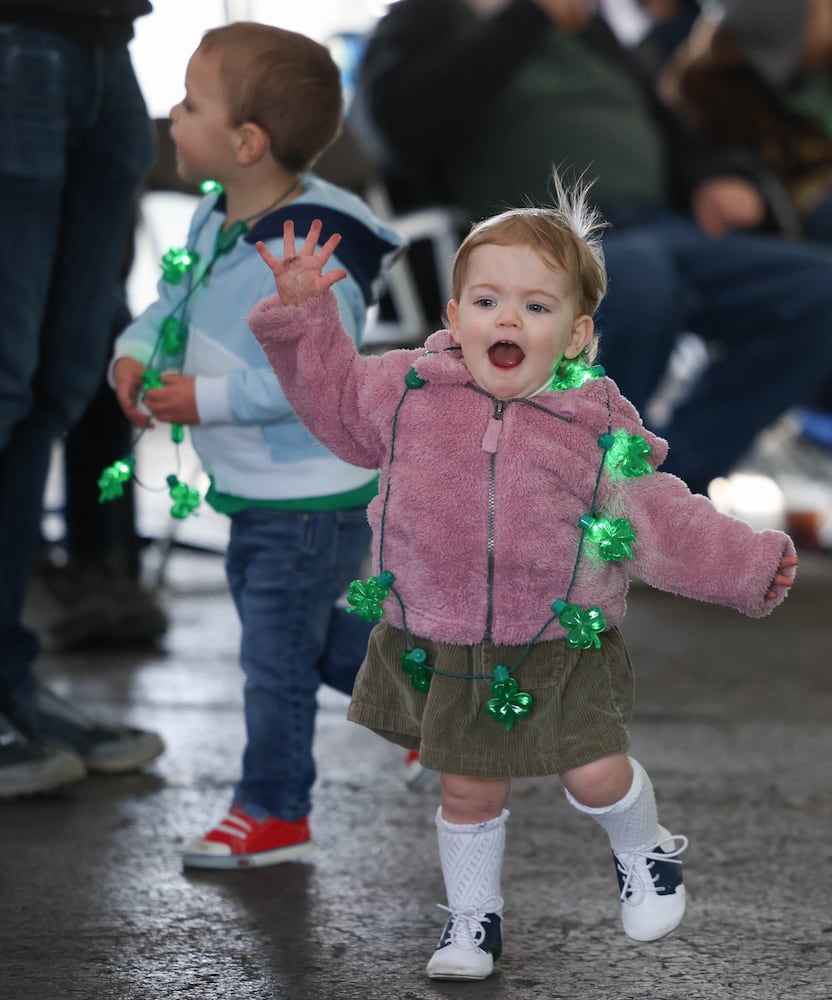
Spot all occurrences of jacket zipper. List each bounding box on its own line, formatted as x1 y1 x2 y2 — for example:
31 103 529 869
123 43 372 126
483 399 506 640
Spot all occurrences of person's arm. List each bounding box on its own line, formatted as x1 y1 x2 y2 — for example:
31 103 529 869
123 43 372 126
247 220 395 470
144 263 367 429
619 472 797 615
586 10 773 230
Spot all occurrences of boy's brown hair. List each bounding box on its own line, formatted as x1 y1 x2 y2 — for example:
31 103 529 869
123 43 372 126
451 173 608 361
199 22 343 172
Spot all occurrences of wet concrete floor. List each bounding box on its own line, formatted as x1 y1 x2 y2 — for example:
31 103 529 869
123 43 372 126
2 545 831 1000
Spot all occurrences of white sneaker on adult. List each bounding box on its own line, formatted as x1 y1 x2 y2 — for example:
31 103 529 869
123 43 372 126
613 825 687 942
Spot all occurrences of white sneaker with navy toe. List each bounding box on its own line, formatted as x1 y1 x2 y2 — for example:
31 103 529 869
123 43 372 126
614 825 687 942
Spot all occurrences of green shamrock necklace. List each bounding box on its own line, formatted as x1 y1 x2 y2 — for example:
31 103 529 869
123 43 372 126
97 179 299 521
346 355 653 732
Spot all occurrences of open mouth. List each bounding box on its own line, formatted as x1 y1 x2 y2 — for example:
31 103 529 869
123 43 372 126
488 340 525 369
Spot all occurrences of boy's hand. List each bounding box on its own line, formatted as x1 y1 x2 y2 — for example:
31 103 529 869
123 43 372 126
256 219 347 306
766 554 799 600
113 356 153 428
144 374 199 425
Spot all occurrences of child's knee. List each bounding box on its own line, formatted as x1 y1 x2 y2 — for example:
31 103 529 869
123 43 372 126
439 773 510 824
561 753 634 809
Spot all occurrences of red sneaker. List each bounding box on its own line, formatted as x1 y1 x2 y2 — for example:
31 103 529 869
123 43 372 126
183 805 313 869
404 749 428 790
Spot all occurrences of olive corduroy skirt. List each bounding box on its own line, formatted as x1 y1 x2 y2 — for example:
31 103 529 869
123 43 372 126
347 622 635 778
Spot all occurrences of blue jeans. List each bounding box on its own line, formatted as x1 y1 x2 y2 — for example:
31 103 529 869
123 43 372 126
596 211 832 494
0 27 154 714
225 507 374 820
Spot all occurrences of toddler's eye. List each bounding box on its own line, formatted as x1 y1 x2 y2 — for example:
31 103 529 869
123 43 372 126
474 297 495 309
527 303 548 314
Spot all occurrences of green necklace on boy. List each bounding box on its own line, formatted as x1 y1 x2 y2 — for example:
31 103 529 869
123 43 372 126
97 179 299 520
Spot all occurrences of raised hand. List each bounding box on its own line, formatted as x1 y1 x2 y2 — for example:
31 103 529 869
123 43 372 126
256 219 347 306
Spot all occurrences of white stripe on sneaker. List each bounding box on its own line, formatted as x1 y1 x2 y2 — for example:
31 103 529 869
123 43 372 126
214 813 254 838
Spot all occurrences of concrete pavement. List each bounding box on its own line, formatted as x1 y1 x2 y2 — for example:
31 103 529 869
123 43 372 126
2 546 830 1000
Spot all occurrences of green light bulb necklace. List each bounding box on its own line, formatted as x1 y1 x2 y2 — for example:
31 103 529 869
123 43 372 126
97 178 300 520
344 355 654 733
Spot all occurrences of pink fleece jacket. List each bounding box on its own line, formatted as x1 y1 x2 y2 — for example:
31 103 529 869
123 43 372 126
249 290 796 646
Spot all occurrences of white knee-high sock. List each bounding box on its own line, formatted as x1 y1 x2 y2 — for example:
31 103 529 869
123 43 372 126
564 758 661 854
435 807 508 915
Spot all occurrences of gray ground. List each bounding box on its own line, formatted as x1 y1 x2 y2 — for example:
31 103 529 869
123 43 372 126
2 547 830 1000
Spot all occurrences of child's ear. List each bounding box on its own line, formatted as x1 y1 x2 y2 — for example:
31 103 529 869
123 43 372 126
564 314 594 359
447 299 461 342
234 122 269 165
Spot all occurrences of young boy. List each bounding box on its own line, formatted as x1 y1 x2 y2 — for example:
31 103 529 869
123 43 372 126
111 22 404 868
247 177 797 979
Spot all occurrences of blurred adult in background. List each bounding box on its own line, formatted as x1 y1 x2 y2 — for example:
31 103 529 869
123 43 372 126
659 0 832 244
652 0 832 453
636 0 701 76
0 0 164 798
349 0 832 495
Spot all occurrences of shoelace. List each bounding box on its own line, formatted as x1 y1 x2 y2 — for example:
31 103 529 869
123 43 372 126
214 811 256 840
616 835 688 906
436 896 504 951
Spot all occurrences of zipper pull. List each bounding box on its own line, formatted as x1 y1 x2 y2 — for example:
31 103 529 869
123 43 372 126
481 400 505 453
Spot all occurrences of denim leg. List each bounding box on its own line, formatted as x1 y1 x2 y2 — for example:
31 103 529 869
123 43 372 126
598 213 832 493
596 230 689 414
0 28 154 710
655 222 832 492
226 508 372 820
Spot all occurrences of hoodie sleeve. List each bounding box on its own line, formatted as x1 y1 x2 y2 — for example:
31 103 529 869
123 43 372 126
248 289 403 470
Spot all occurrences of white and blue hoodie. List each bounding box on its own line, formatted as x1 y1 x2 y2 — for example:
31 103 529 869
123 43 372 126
112 174 404 512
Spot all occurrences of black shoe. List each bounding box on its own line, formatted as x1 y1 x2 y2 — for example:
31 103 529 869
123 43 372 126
425 907 503 980
26 562 168 651
0 712 85 798
25 687 165 774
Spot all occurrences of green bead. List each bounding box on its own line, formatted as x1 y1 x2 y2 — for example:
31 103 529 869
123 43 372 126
555 602 606 649
166 475 201 519
604 428 653 479
400 649 432 692
160 315 188 354
97 456 135 503
346 574 391 621
485 670 533 731
585 516 635 561
405 368 425 388
142 369 164 392
170 423 185 444
161 247 199 284
550 357 604 391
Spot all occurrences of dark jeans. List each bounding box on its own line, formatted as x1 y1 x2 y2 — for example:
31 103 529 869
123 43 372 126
226 507 374 820
0 26 154 711
596 211 832 494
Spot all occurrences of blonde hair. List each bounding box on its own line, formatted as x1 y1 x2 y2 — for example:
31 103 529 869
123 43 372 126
451 172 608 361
199 22 343 172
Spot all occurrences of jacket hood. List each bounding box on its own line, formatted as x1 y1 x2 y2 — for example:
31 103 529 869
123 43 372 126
214 174 406 308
